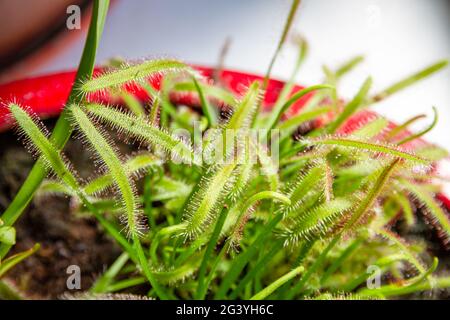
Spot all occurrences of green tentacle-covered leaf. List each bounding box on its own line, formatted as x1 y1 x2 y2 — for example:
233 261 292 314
225 191 290 248
8 103 83 194
86 104 197 165
225 81 261 130
227 163 254 202
305 136 429 165
343 159 400 232
308 293 381 300
70 105 170 299
81 59 191 94
280 164 325 216
281 198 353 245
70 106 141 235
37 153 161 198
182 163 237 239
84 153 162 196
376 228 426 274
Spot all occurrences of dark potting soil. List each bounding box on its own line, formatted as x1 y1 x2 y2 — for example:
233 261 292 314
0 119 449 299
0 121 122 299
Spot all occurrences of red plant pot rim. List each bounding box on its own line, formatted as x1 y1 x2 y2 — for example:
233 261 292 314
0 65 449 206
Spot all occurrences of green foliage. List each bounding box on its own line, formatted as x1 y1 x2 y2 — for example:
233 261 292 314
2 0 449 301
81 59 191 95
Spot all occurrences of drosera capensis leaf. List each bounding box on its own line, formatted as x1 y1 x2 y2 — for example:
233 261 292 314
280 163 325 216
85 104 198 165
304 136 429 165
286 159 400 298
84 153 163 196
70 105 142 236
376 228 426 274
80 59 192 95
281 198 353 245
152 253 201 285
342 159 400 231
8 103 83 196
69 105 169 300
37 153 162 198
225 191 291 247
227 163 254 202
224 81 261 131
182 163 237 240
8 104 140 263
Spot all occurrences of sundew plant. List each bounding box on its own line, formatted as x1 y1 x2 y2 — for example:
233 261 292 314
0 0 449 300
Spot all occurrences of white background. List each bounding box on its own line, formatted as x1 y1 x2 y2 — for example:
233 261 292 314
35 0 449 150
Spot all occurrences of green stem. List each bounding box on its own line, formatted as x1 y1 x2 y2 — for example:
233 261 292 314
250 265 304 300
262 0 301 90
215 213 283 299
133 233 170 300
195 207 228 299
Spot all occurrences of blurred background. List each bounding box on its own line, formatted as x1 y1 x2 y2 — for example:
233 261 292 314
0 0 449 150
